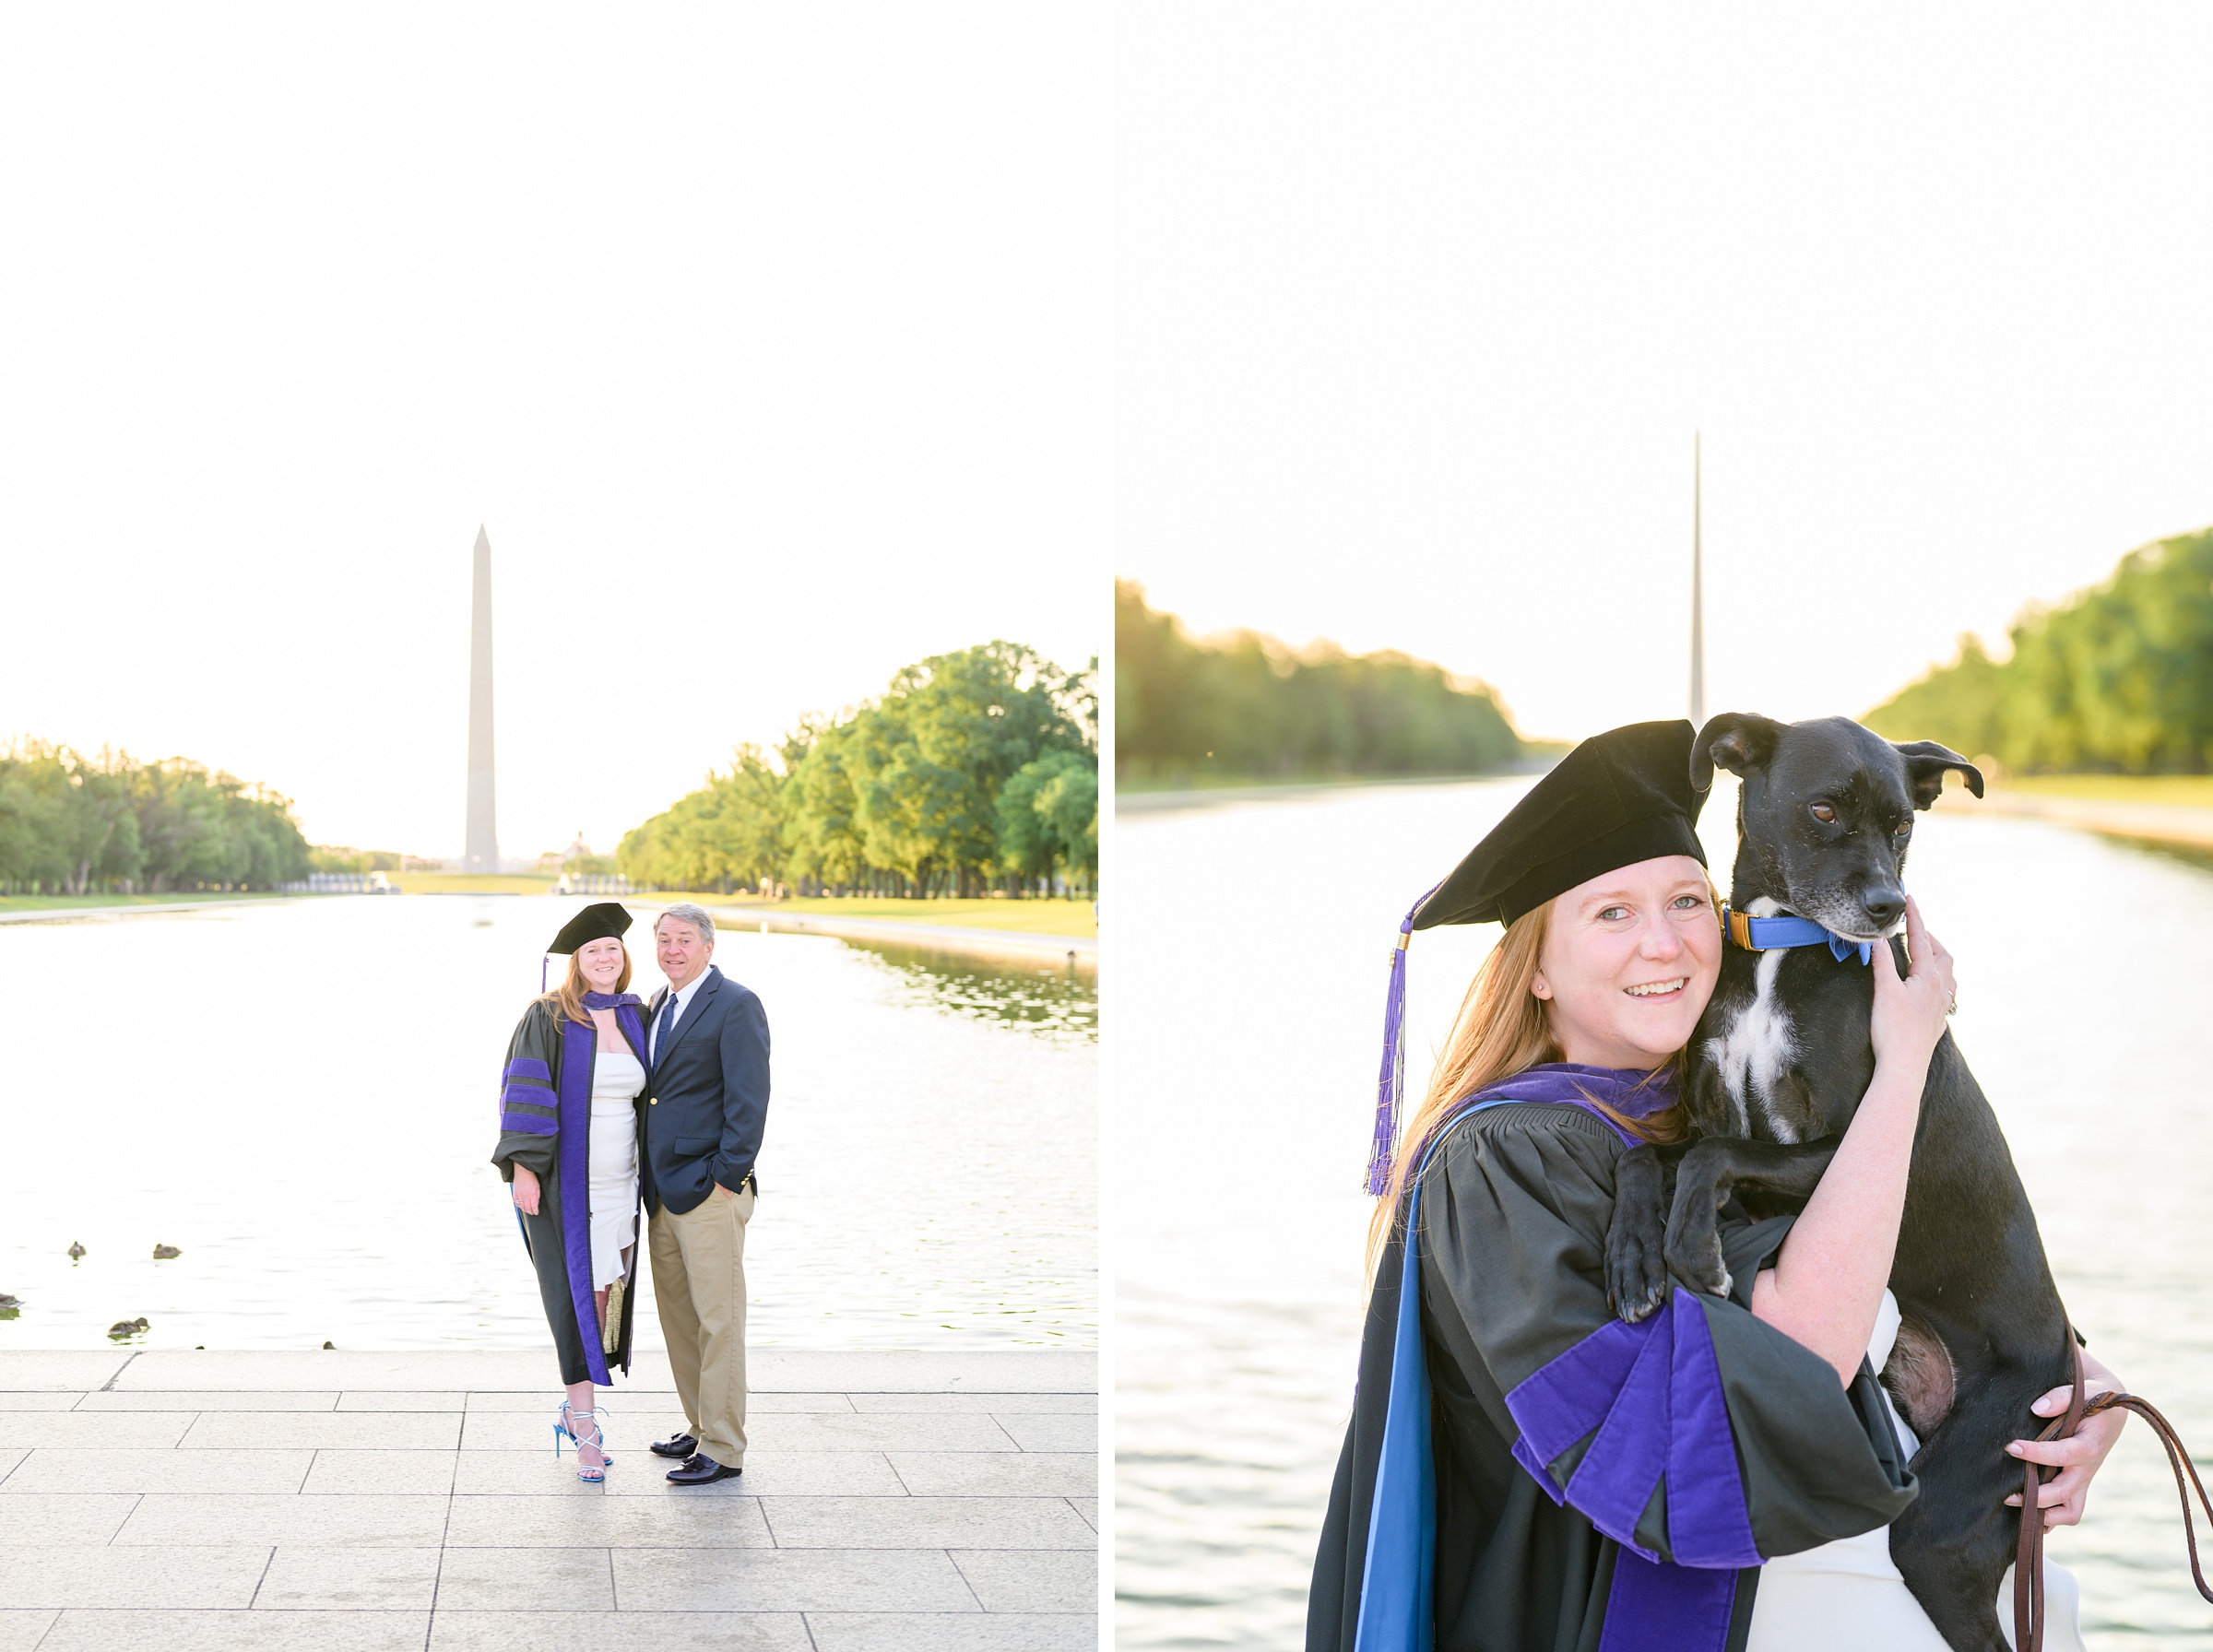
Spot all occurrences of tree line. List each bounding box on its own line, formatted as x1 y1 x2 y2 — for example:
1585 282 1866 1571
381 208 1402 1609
618 641 1098 899
1866 525 2213 773
1116 580 1529 781
0 743 313 895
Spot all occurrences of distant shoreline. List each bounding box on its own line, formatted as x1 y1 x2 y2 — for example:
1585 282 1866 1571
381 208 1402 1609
1118 771 1539 815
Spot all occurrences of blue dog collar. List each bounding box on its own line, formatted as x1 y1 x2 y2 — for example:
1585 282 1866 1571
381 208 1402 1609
1721 903 1875 967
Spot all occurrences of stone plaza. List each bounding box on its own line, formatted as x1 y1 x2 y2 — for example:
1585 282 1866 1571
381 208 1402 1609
0 1346 1096 1651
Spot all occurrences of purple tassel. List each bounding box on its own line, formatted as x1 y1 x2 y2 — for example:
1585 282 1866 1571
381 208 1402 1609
1367 886 1440 1196
541 956 549 992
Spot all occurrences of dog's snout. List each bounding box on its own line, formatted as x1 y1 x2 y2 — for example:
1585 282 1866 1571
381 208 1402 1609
1861 887 1905 928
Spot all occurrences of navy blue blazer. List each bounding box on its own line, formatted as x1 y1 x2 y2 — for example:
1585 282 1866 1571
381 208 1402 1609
643 964 771 1216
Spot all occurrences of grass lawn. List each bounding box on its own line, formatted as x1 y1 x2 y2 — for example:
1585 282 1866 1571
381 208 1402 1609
387 872 560 895
0 891 304 914
2001 775 2213 809
646 892 1096 938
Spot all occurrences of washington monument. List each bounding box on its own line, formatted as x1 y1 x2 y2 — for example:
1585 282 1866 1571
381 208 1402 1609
465 525 500 874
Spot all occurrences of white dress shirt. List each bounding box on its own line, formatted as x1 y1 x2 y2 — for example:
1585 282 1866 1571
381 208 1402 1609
649 968 712 1064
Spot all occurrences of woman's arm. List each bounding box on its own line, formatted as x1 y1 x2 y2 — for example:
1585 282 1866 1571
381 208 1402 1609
1749 898 1956 1383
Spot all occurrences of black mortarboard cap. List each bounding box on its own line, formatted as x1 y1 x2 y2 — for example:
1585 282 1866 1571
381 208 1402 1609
1414 719 1709 929
547 902 633 956
1365 719 1709 1195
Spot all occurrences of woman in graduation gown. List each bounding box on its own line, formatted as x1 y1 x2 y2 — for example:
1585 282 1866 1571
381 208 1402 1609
491 902 652 1481
1308 720 2115 1652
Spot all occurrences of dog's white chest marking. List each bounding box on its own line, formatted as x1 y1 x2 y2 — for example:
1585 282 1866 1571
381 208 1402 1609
1705 896 1801 1142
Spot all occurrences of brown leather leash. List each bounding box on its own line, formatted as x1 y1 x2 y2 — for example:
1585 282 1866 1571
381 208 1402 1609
2016 1325 2213 1652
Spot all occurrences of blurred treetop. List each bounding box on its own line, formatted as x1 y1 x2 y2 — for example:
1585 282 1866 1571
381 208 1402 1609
1867 525 2213 773
621 640 1097 900
1116 580 1527 783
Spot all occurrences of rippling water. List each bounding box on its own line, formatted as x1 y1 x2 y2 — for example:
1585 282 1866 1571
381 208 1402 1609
1117 781 2213 1651
0 897 1095 1351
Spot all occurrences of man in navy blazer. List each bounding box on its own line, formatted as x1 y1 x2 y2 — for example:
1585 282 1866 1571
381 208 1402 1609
640 902 770 1485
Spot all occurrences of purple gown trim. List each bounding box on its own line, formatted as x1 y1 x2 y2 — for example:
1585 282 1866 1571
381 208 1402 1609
550 993 647 1388
1457 1070 1752 1650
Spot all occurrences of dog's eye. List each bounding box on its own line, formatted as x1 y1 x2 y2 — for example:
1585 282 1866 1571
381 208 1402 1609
1893 820 1911 837
1809 803 1837 823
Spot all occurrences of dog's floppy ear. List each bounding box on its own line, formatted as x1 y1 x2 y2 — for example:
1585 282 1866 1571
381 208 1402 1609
1891 739 1984 810
1691 713 1787 791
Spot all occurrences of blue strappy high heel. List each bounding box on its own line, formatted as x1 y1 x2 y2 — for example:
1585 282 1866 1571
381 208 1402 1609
554 1400 612 1482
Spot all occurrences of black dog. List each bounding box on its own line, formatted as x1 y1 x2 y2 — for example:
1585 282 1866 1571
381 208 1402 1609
1604 713 2073 1652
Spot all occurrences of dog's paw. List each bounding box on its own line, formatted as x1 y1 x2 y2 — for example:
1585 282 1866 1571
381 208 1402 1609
1604 1144 1671 1322
1663 1221 1734 1300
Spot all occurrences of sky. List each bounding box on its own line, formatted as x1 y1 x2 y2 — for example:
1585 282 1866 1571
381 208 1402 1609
1115 5 2213 743
0 6 1104 857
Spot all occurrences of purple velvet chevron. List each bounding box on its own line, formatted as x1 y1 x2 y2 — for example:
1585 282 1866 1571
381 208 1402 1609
499 1056 558 1136
1505 1293 1758 1568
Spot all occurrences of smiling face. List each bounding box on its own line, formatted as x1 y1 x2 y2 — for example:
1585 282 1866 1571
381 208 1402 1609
575 936 628 993
656 916 712 990
1534 854 1722 1069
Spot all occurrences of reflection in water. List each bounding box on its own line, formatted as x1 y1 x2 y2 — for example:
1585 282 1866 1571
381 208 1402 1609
0 899 1095 1352
848 938 1097 1042
1118 782 2213 1652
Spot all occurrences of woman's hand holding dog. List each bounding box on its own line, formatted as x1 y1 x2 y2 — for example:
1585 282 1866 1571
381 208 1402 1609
1869 897 1955 1083
2006 1349 2127 1528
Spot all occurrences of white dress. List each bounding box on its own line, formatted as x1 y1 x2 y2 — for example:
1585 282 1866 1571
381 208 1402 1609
1746 1292 2086 1651
586 1046 644 1290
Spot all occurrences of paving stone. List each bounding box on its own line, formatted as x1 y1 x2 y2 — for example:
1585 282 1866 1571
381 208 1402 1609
77 1390 337 1411
0 1448 312 1494
0 1493 140 1544
951 1550 1095 1613
747 1412 1021 1453
114 1492 450 1548
113 1351 557 1391
444 1492 773 1549
256 1545 442 1610
0 1611 58 1652
434 1546 614 1611
337 1391 467 1411
0 1394 84 1411
0 1450 21 1484
1068 1497 1097 1531
0 1543 273 1609
763 1497 1095 1551
429 1610 810 1650
453 1449 904 1497
462 1390 846 1413
806 1614 1095 1652
610 1548 978 1612
0 1351 132 1391
37 1609 430 1650
182 1410 461 1450
993 1413 1094 1454
0 1412 191 1449
304 1449 459 1494
888 1452 1095 1497
848 1393 1094 1414
748 1351 1095 1394
463 1389 674 1412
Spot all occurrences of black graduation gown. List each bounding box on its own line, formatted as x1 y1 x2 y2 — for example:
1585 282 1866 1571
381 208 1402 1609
1308 1101 1918 1652
489 997 650 1386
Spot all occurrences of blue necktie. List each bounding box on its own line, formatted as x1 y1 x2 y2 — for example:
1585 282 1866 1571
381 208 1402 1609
655 994 679 1066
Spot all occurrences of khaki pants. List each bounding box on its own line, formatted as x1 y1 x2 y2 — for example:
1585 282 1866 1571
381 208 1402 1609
647 1185 753 1467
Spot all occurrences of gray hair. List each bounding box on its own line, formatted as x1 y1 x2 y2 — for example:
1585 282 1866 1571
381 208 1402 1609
655 902 716 944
